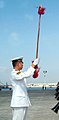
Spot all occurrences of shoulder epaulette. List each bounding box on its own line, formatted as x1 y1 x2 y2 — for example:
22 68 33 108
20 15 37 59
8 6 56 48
17 72 21 74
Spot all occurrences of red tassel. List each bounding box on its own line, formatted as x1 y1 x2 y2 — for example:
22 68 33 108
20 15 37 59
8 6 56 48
33 67 40 78
38 6 46 15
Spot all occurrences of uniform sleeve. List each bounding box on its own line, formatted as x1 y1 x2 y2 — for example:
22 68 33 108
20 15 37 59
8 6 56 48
11 66 35 80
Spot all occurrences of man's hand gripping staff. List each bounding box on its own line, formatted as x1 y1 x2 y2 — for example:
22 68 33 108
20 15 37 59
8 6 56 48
32 5 46 78
32 58 40 78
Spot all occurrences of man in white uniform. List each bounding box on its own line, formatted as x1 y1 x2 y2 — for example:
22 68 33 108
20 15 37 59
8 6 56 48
11 56 39 120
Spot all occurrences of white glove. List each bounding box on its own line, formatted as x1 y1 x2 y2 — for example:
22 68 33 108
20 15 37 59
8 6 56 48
33 58 39 66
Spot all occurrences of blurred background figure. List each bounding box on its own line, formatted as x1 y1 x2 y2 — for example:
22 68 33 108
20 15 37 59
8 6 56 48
51 82 59 114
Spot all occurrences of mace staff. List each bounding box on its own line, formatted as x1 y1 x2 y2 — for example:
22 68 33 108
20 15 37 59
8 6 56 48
36 5 46 59
33 5 46 78
36 14 41 58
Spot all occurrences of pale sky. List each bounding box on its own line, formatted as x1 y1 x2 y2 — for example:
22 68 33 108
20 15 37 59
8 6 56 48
0 0 59 85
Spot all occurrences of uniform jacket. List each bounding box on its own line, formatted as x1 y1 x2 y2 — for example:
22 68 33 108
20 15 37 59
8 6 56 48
11 66 35 107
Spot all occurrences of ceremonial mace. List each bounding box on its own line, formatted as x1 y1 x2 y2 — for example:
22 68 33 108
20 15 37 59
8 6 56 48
33 5 46 78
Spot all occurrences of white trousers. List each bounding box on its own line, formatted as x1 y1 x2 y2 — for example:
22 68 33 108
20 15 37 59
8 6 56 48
12 107 28 120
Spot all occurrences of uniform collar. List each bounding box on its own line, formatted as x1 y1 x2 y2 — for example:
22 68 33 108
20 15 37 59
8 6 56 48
13 69 20 73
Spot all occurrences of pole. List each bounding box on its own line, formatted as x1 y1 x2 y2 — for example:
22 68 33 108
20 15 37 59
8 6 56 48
36 15 41 58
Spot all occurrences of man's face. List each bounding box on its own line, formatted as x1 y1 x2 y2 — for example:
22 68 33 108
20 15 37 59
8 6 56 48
17 61 23 70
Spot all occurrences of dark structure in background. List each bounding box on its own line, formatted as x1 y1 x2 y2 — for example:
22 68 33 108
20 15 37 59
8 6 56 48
0 82 12 91
51 82 59 114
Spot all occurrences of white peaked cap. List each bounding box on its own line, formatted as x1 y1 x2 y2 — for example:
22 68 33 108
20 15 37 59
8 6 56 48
11 56 23 62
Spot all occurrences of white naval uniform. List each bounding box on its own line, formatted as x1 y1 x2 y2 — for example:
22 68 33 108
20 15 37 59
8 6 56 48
10 66 35 120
